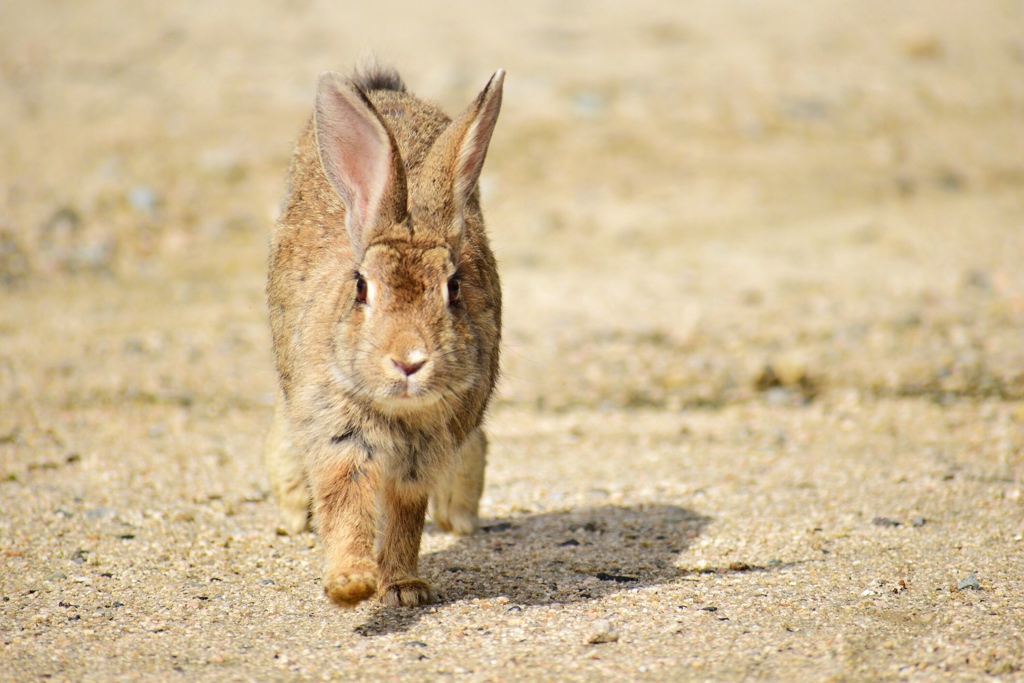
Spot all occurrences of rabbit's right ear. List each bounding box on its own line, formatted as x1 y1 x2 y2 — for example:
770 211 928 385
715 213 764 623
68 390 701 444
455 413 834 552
315 71 407 258
415 70 504 251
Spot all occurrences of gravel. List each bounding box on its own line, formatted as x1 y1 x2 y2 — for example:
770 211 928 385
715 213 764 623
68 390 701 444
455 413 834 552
3 0 1024 680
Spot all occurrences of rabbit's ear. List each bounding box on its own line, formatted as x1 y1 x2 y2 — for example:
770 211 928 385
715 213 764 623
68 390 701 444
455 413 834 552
417 70 504 247
451 70 504 217
315 71 407 257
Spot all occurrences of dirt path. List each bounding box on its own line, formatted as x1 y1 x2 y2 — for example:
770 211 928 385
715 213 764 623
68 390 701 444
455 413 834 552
2 1 1023 680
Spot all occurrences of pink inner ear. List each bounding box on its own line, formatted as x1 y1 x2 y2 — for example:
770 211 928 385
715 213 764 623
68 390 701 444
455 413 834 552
315 74 394 251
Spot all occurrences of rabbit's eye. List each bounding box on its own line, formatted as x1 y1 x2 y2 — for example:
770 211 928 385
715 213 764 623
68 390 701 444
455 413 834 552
355 274 368 304
447 277 461 305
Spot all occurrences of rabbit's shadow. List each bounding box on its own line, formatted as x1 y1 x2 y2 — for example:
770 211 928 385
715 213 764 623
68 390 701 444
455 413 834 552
354 504 710 636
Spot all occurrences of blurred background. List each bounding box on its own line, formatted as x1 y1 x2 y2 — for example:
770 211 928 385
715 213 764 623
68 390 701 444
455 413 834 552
1 0 1023 434
2 3 1024 678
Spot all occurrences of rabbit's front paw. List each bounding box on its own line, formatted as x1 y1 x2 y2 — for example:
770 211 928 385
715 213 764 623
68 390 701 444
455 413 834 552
379 577 435 607
323 564 377 608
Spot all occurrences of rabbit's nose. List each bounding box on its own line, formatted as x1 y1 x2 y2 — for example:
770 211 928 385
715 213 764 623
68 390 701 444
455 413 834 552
392 357 427 377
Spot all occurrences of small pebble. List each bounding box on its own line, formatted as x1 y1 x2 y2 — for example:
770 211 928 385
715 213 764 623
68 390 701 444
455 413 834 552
764 387 795 406
897 27 944 60
572 92 606 119
587 620 619 644
127 186 158 215
957 574 981 591
169 510 195 523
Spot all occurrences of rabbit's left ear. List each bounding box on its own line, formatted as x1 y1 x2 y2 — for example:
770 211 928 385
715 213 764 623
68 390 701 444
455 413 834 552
416 70 504 248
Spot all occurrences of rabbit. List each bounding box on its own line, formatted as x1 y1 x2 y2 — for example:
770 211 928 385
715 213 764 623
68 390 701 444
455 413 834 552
264 61 504 608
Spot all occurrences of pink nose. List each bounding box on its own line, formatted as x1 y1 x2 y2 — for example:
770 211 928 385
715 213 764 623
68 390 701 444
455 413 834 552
392 358 426 377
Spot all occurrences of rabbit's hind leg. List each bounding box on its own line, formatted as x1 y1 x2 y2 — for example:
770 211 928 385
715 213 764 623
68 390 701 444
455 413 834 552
430 427 486 536
265 395 311 535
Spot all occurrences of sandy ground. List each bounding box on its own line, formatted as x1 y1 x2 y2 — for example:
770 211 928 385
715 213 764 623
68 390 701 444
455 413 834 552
2 0 1024 680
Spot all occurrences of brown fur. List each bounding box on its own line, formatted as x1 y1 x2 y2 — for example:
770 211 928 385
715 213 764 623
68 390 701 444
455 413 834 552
265 65 504 607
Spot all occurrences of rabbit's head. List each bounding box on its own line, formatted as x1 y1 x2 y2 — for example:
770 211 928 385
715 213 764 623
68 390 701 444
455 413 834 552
311 70 504 415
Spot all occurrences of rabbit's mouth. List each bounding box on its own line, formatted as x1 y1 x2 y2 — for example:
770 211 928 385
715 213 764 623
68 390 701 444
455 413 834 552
376 391 441 413
376 373 440 406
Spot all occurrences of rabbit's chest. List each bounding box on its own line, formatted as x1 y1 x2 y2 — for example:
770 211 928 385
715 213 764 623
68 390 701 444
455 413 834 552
367 425 453 484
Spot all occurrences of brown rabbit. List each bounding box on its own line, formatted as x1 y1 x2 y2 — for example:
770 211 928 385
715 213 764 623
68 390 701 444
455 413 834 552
265 63 503 608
